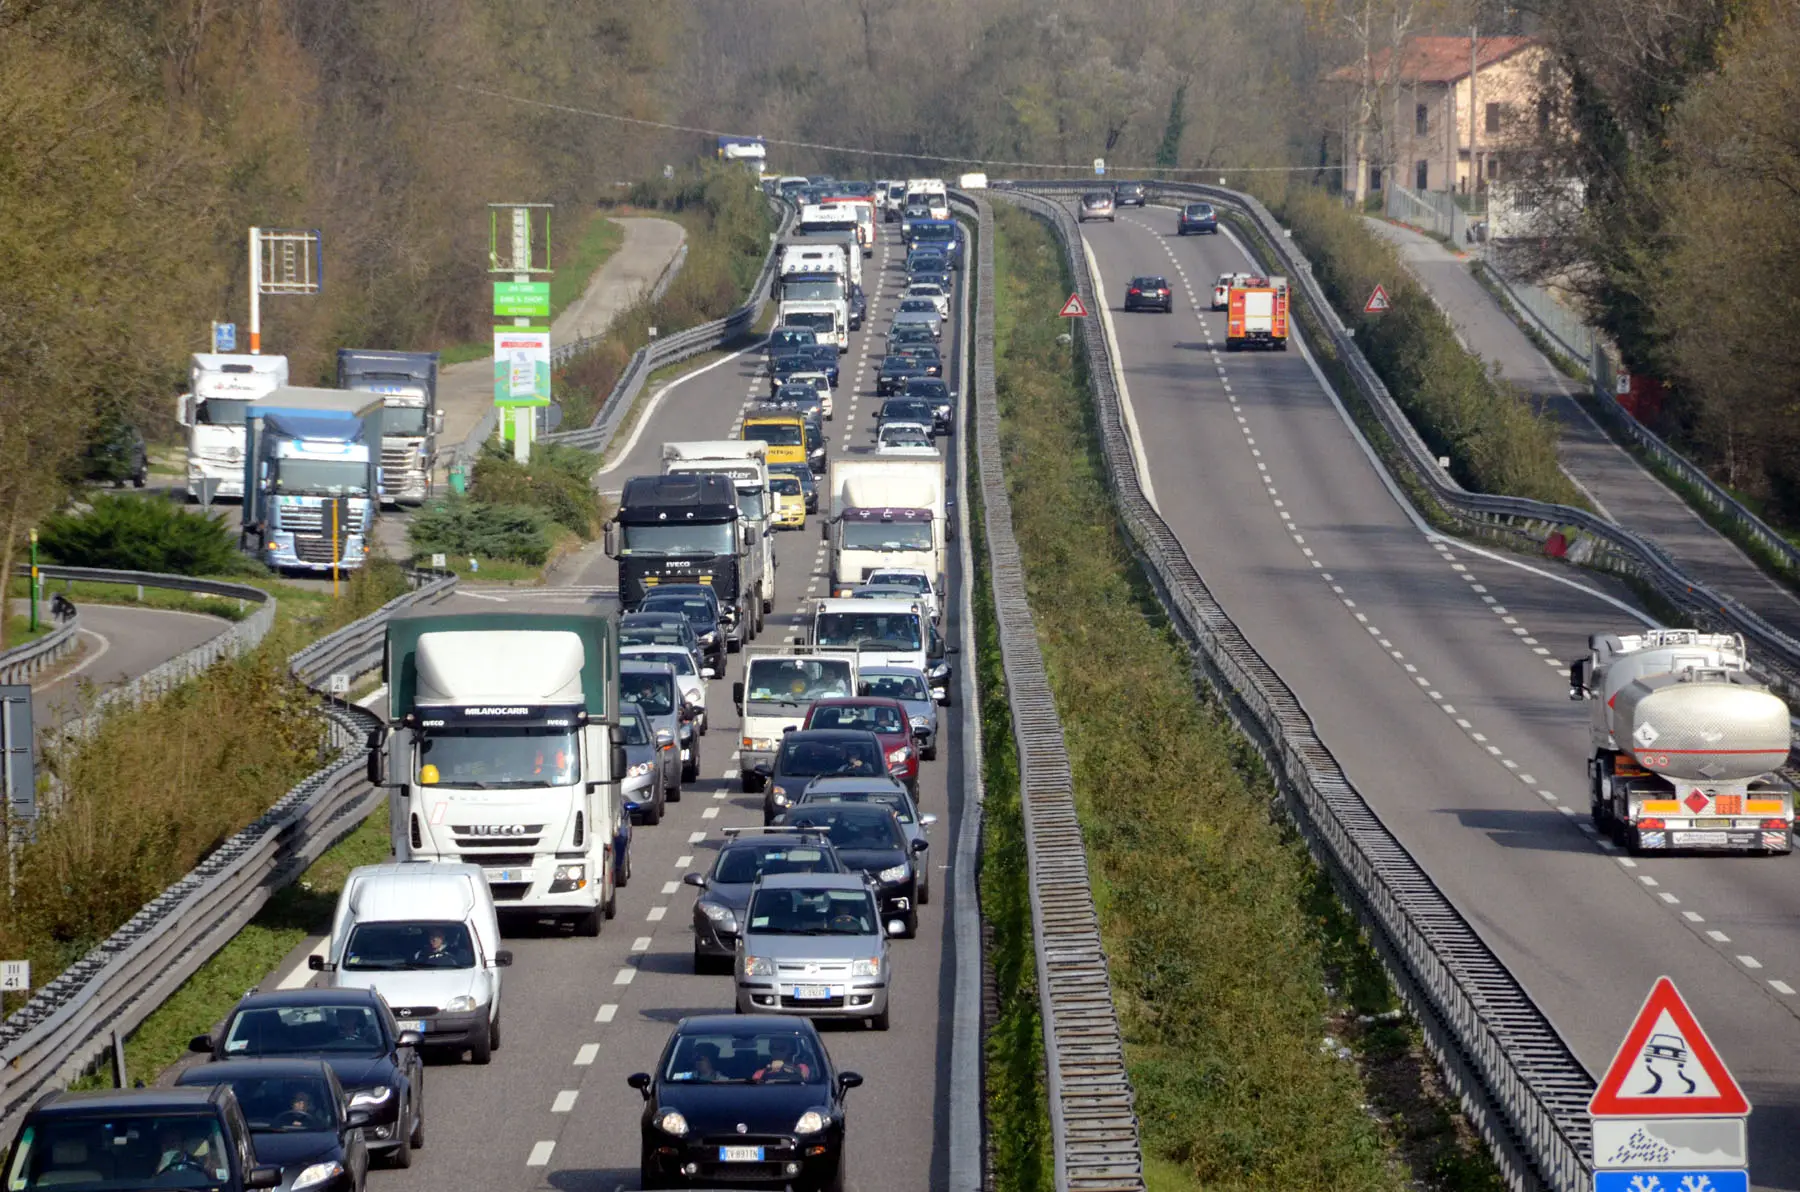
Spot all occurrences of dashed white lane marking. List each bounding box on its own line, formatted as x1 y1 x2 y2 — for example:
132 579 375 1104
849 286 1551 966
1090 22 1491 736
1707 930 1730 943
527 1141 556 1166
702 806 720 819
1682 911 1705 923
647 906 667 922
688 831 706 843
1739 955 1763 970
631 936 652 952
1772 980 1795 995
574 1043 599 1065
676 854 693 868
595 1004 617 1023
552 1091 578 1113
661 880 679 895
613 967 637 985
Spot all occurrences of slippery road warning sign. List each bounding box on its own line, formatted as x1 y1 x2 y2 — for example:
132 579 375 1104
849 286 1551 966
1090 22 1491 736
1589 977 1749 1119
1059 293 1089 318
1363 284 1392 314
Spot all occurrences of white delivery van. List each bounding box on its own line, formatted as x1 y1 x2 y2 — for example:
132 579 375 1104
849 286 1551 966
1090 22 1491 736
315 862 512 1064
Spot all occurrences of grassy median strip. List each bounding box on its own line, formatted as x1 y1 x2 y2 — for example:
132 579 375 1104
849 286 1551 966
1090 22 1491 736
991 204 1497 1191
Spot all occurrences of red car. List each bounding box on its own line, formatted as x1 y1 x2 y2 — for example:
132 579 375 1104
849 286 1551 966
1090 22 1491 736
803 696 919 793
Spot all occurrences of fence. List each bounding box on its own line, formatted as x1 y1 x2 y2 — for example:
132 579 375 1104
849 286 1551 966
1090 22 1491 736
0 568 455 1138
1384 183 1481 246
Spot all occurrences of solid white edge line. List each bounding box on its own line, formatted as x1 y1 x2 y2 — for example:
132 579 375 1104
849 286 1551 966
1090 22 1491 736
1079 233 1160 513
596 348 750 476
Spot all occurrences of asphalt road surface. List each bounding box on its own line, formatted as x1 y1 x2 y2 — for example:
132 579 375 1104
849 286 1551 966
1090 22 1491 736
1078 204 1800 1189
21 600 231 731
295 232 969 1192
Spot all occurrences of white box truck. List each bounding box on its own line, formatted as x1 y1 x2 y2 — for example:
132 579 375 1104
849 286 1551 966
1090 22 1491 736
661 441 777 620
824 457 948 599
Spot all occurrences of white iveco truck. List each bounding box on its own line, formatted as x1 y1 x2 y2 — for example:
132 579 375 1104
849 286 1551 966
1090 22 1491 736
1570 629 1794 854
371 609 627 935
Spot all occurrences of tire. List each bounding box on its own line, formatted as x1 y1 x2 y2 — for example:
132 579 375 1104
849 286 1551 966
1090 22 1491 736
618 846 632 887
604 880 618 920
742 770 765 793
408 1099 423 1149
132 473 146 489
573 907 602 938
682 752 699 784
903 910 918 939
642 791 663 826
389 1116 414 1169
668 779 683 804
489 1012 502 1051
870 1005 890 1032
918 874 930 906
922 743 938 762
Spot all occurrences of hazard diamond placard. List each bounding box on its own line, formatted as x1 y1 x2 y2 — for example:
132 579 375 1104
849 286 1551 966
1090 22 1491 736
1364 284 1391 314
1059 292 1088 318
1589 977 1749 1119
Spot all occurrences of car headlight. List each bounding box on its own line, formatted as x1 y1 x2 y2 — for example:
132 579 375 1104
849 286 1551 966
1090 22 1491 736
627 761 655 779
795 1110 832 1135
878 862 910 884
683 688 705 707
770 787 791 806
851 957 880 977
699 901 737 928
743 955 775 977
293 1160 346 1190
655 1108 690 1137
887 747 911 766
910 716 931 729
445 995 477 1012
350 1086 393 1109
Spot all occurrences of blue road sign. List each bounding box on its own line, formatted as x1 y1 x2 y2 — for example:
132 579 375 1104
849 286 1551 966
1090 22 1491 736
213 322 237 352
1595 1171 1747 1192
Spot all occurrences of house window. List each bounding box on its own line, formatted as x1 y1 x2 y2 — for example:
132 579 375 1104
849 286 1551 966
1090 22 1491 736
1485 102 1501 134
1486 157 1498 179
1416 159 1429 190
1538 97 1552 131
1369 165 1383 191
1415 104 1429 136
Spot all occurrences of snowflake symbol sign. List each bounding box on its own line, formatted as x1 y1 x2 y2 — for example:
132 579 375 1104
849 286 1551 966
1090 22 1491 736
1627 1177 1664 1192
1678 1178 1716 1192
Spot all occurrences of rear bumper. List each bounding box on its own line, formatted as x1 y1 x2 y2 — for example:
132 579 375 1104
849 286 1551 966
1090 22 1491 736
1631 823 1792 852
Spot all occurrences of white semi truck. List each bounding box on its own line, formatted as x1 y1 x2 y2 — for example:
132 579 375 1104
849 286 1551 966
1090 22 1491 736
336 349 443 507
1570 629 1794 854
824 456 947 599
661 441 777 621
371 609 627 936
177 353 289 501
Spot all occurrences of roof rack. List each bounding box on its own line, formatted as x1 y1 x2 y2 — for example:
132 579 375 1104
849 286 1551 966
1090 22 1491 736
720 825 834 839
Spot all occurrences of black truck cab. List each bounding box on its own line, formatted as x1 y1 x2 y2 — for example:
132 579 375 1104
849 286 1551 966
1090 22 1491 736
607 473 757 649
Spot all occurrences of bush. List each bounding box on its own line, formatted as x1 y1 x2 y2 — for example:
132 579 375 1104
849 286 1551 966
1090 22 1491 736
38 493 244 575
407 497 550 564
469 442 602 539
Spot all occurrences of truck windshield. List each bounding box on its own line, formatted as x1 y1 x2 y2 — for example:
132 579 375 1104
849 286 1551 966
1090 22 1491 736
378 405 428 436
344 920 476 970
620 522 735 556
782 280 845 303
417 727 579 788
783 312 837 335
814 611 922 651
745 658 854 706
272 459 370 496
744 423 804 447
197 397 253 426
841 521 932 551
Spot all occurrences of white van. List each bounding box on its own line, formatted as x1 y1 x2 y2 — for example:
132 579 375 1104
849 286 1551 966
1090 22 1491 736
315 863 512 1064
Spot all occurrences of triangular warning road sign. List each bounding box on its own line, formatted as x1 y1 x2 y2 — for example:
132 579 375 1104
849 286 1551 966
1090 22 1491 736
1588 977 1749 1119
1059 292 1088 318
1364 284 1391 314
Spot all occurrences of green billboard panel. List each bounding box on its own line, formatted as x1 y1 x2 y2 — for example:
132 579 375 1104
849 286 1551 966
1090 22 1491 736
493 281 551 318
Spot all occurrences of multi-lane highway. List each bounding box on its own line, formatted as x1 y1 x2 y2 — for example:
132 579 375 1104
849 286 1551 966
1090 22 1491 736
330 232 968 1192
1071 202 1800 1186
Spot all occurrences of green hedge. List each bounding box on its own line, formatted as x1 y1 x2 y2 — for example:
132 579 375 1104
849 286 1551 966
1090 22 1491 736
39 493 246 575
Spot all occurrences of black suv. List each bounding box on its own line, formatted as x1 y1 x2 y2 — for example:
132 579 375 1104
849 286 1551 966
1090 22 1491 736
6 1085 282 1189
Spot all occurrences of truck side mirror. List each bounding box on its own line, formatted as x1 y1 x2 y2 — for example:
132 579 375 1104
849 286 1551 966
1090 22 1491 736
432 410 446 435
177 393 195 428
1568 660 1590 701
820 518 830 541
612 742 628 779
603 522 619 559
385 730 414 788
733 681 745 708
365 727 387 787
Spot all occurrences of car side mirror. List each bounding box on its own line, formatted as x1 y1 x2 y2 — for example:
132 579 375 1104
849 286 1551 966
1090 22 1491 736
911 838 929 853
247 1166 283 1189
886 919 907 936
683 873 708 888
702 666 717 679
188 1034 215 1054
628 1072 653 1097
495 950 514 967
345 1109 374 1130
397 1030 424 1048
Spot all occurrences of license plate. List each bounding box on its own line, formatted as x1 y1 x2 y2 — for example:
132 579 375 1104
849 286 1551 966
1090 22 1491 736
719 1146 764 1163
486 869 526 883
1692 818 1731 828
1673 831 1728 845
397 1019 427 1034
790 984 839 1000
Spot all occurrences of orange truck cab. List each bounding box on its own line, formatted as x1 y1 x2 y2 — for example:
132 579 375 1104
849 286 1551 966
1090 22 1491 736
1225 276 1290 351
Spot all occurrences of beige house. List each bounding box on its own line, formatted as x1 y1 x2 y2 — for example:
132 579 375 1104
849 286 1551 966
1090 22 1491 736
1329 35 1555 195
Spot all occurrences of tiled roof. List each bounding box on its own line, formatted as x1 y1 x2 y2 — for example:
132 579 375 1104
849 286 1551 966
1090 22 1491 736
1327 35 1536 85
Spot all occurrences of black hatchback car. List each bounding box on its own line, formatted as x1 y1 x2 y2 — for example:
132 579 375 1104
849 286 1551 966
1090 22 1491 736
778 803 929 936
1113 181 1147 206
1177 202 1219 235
4 1086 281 1190
630 1015 862 1191
175 1058 370 1191
1124 275 1174 313
190 988 423 1169
758 729 888 824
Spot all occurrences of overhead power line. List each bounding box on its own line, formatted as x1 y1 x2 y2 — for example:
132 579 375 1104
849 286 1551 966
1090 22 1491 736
450 83 1339 175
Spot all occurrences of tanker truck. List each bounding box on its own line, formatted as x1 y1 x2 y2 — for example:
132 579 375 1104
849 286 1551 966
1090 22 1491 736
1569 630 1793 854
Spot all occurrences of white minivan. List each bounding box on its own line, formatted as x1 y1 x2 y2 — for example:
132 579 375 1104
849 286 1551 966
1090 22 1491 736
314 863 512 1064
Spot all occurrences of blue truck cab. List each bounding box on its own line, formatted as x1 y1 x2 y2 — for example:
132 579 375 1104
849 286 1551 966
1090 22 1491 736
241 387 383 574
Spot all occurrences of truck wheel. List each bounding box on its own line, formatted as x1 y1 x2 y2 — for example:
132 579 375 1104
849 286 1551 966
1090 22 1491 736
573 907 602 938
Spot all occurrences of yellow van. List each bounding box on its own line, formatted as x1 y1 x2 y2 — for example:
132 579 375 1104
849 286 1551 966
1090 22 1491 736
741 409 807 467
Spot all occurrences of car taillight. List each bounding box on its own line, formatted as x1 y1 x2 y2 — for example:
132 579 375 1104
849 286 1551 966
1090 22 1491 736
1129 288 1140 295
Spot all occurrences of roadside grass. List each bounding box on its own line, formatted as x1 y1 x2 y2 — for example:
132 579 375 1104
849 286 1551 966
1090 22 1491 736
2 612 52 645
992 204 1497 1190
407 524 584 585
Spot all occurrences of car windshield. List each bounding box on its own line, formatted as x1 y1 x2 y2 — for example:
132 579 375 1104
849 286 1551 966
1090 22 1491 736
772 331 816 349
776 737 885 778
860 673 930 702
882 401 932 421
809 702 906 734
713 843 833 884
867 572 929 594
882 428 931 447
902 383 948 402
744 422 804 447
620 628 690 649
224 1004 386 1056
770 475 802 495
745 658 854 705
194 1073 338 1134
620 672 677 716
880 357 917 374
814 611 921 650
619 521 735 556
418 727 578 788
6 1114 233 1188
784 808 901 849
801 789 913 823
619 712 651 746
663 1030 825 1085
640 596 717 627
841 520 932 551
626 649 696 675
912 226 953 243
898 300 936 314
344 921 475 971
1187 204 1212 216
747 886 878 935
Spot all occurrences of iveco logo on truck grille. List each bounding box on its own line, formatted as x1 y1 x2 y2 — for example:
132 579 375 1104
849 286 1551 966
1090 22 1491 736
459 824 532 836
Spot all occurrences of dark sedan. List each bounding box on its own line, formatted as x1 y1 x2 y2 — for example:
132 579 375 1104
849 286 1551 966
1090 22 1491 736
640 586 727 673
890 344 943 377
875 397 936 443
1124 275 1173 313
684 828 849 972
905 250 949 276
190 988 423 1169
1113 181 1147 206
777 803 928 936
847 283 867 331
760 728 889 824
768 352 816 397
798 344 841 390
1177 202 1218 235
630 1015 861 1191
877 355 929 396
175 1058 370 1192
901 377 955 434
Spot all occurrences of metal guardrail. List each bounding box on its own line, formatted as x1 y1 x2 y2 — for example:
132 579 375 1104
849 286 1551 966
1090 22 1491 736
0 569 456 1137
952 193 1148 1192
541 198 794 453
0 617 81 687
990 184 1595 1192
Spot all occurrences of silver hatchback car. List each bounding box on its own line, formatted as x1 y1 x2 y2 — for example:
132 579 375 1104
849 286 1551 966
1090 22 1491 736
1078 191 1117 222
737 872 895 1030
